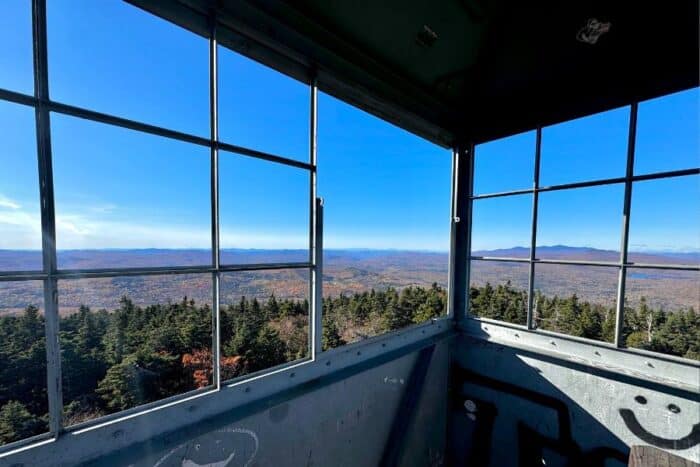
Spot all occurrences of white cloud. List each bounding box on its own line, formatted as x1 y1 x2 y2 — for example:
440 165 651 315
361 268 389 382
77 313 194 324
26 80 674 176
0 210 42 249
0 195 21 210
0 198 448 251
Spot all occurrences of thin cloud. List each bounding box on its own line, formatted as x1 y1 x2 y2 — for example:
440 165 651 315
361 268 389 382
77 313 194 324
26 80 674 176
0 195 21 210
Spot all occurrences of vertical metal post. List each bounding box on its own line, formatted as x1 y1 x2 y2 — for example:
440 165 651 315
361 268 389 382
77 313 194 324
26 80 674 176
526 128 542 329
614 103 638 347
309 79 322 356
446 148 458 318
312 198 324 355
452 144 474 325
32 0 63 435
208 13 221 388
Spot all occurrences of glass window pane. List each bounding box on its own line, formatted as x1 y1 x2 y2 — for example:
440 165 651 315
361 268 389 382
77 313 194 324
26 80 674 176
540 107 629 186
469 260 529 325
474 131 535 195
47 0 208 135
58 274 212 426
0 281 48 445
537 184 624 260
635 88 700 175
628 176 699 266
51 114 211 269
0 0 33 94
219 154 309 265
318 92 451 345
219 47 309 161
623 268 699 360
219 269 309 379
0 101 42 271
533 264 618 342
471 194 532 258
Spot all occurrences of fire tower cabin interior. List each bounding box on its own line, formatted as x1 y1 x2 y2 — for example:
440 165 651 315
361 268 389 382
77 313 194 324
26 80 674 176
0 1 698 466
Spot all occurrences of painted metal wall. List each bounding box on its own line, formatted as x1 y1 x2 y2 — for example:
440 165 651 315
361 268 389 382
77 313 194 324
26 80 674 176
77 339 450 467
450 327 700 466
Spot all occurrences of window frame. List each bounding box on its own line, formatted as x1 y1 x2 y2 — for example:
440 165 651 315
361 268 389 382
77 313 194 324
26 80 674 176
466 101 700 360
0 1 454 452
0 0 324 449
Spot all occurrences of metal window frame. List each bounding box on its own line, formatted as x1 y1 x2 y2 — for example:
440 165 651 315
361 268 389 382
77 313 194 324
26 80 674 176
0 0 325 451
465 101 700 360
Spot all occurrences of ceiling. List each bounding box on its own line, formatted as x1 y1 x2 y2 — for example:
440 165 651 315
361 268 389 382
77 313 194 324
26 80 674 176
130 0 699 147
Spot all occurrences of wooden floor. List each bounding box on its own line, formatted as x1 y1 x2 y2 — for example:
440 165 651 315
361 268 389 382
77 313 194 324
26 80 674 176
628 446 699 467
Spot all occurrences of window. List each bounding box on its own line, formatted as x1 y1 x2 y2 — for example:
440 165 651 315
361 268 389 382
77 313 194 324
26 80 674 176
473 131 535 195
470 261 529 325
51 114 211 268
0 101 42 271
47 0 209 136
59 274 213 426
318 92 451 347
468 89 700 361
537 184 623 259
219 153 309 265
533 264 618 342
635 88 699 175
0 281 48 446
0 0 316 443
219 269 309 379
471 194 532 258
0 1 33 95
540 107 628 186
623 269 699 360
628 176 699 265
218 47 309 161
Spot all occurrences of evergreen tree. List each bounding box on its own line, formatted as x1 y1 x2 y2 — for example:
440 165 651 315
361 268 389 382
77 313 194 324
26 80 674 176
322 316 345 350
0 401 44 444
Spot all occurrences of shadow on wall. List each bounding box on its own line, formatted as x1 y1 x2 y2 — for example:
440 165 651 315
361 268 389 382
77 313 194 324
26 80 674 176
447 327 700 467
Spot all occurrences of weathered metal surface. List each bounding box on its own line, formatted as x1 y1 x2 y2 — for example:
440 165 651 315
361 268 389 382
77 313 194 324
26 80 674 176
451 328 700 466
0 322 452 466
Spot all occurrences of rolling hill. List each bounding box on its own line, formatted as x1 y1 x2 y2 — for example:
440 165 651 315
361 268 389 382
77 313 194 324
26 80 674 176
0 246 696 314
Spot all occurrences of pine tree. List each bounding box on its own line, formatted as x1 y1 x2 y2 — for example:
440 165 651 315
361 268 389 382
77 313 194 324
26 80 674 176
322 316 345 350
0 401 43 444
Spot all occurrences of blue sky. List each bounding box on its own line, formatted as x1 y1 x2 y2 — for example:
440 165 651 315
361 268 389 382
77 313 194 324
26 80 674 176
0 0 697 256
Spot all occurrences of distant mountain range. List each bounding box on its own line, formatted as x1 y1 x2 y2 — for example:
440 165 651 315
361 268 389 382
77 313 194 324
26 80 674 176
472 245 700 264
0 246 696 315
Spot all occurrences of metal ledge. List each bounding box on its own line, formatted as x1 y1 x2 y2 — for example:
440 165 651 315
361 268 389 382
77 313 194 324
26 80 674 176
459 318 700 398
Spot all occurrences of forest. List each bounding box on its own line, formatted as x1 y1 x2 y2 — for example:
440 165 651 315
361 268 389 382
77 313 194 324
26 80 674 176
1 281 698 445
470 281 700 359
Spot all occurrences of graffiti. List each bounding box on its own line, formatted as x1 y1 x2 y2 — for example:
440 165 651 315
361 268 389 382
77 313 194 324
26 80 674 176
153 427 259 467
383 376 405 385
449 368 627 466
576 18 611 45
619 409 700 451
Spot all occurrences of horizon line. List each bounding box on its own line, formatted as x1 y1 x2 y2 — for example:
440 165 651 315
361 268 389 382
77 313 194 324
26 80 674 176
0 245 698 254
